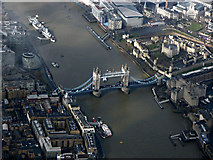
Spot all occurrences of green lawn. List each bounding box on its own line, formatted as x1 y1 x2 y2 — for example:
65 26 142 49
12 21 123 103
151 51 171 68
187 22 203 32
151 51 161 59
146 44 158 50
131 33 139 38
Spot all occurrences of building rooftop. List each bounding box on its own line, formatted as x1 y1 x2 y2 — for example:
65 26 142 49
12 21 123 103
182 66 213 78
194 2 204 11
101 1 114 11
112 1 134 7
84 131 96 149
95 4 105 10
32 120 45 137
164 8 174 13
72 109 91 128
199 109 212 121
163 43 177 50
44 118 54 131
118 6 143 18
177 2 190 10
41 137 61 153
67 119 78 131
27 94 48 100
49 134 82 139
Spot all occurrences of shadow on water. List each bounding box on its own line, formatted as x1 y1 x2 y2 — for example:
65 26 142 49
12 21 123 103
95 134 104 158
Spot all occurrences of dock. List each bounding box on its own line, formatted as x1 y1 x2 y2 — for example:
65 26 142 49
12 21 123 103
87 26 111 50
169 134 177 147
152 87 157 97
159 99 169 104
154 96 164 109
169 133 185 147
152 87 165 109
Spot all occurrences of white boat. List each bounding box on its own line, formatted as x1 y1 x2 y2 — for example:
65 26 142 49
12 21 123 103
51 62 59 68
100 123 112 138
28 15 41 30
93 117 112 138
201 100 207 105
28 15 56 43
204 98 210 104
42 27 55 42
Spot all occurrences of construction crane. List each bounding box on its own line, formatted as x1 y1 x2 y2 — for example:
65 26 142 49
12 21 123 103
165 0 168 8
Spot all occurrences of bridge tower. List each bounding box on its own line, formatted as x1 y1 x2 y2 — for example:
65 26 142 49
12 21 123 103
92 67 101 97
121 64 130 94
156 73 163 85
58 85 65 94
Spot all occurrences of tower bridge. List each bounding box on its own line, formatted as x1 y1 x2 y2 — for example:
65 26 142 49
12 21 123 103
54 65 159 97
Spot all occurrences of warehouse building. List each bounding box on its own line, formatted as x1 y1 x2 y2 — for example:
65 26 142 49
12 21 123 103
112 1 143 27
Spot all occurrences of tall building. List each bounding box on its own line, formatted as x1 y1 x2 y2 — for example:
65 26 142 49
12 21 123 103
173 1 204 19
91 4 106 23
108 14 122 30
167 77 207 106
156 7 179 20
161 43 180 58
22 52 41 70
187 2 204 19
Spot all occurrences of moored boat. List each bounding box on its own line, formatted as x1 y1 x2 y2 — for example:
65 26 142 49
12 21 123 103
28 15 56 43
93 117 112 139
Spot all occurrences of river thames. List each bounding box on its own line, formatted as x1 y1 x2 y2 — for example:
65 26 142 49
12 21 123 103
4 2 203 158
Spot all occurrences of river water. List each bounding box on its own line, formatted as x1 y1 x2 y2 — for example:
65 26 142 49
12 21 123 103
4 2 203 158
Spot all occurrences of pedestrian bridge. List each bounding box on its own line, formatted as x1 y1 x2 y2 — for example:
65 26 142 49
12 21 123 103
54 65 158 97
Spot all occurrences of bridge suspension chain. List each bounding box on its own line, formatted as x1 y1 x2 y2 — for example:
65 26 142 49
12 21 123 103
66 76 93 91
68 79 95 93
130 75 156 83
77 80 95 92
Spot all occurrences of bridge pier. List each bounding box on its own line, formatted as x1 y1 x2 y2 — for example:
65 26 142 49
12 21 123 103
93 90 101 97
156 74 163 85
121 64 130 94
121 87 130 94
92 67 101 97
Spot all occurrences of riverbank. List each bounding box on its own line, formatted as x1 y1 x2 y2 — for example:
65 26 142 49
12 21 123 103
2 6 56 91
111 39 152 78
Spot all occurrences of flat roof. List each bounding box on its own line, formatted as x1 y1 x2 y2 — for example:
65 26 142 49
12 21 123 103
178 2 190 9
101 1 114 10
95 5 104 10
118 6 143 18
112 1 134 7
